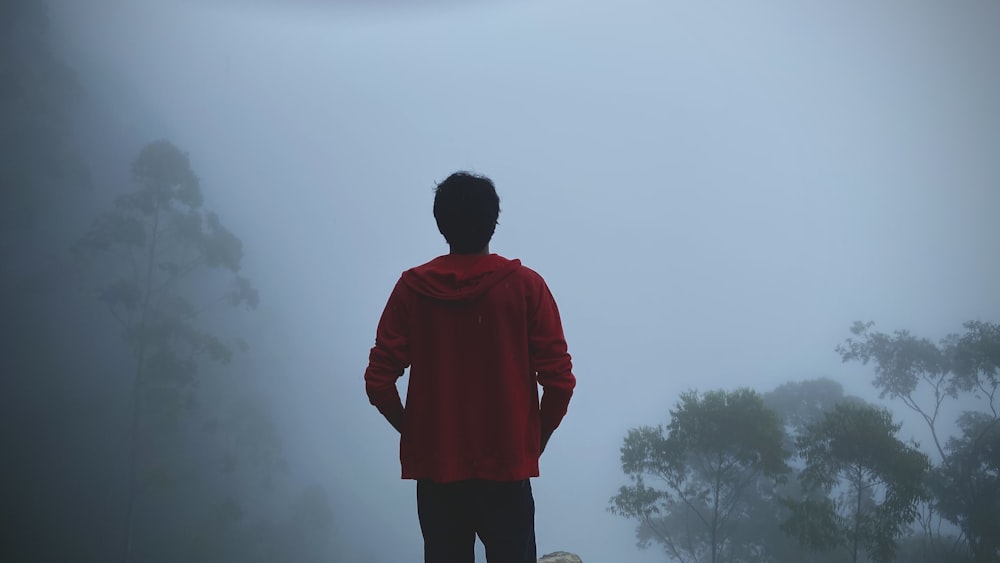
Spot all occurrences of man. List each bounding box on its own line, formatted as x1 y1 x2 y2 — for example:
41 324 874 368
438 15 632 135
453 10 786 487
364 171 576 563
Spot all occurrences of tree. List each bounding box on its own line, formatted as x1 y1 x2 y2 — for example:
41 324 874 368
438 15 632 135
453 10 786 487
934 412 1000 562
610 388 790 563
837 321 999 461
785 401 929 563
75 140 257 563
759 378 869 562
838 321 1000 561
763 378 863 446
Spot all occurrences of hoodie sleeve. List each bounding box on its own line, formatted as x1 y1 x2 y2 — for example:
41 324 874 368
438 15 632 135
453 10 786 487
529 277 576 436
364 279 410 422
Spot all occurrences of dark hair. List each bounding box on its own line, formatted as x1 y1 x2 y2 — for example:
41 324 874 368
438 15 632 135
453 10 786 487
433 171 500 253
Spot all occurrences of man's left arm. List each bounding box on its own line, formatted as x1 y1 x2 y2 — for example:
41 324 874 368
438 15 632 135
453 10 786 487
530 279 576 450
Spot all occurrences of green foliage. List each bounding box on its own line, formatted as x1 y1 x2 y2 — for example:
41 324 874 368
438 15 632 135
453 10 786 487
763 378 850 435
839 320 1000 561
76 139 258 393
780 497 842 552
894 534 974 563
837 321 999 459
950 321 1000 401
610 319 997 563
610 388 790 563
839 321 952 403
787 401 929 563
933 412 1000 562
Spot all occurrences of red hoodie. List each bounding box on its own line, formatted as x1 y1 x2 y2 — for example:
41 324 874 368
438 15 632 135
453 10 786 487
365 253 575 483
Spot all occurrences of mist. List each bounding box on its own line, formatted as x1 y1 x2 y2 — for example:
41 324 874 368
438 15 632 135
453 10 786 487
3 0 999 561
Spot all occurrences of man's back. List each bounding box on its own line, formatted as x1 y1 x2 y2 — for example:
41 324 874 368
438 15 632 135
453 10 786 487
365 253 574 482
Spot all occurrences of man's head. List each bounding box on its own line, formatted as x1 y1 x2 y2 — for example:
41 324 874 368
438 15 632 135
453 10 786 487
433 171 500 254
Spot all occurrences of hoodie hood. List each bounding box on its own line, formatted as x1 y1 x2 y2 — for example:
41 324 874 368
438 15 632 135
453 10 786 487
402 254 521 303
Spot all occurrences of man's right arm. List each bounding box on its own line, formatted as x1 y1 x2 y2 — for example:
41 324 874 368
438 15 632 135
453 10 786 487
364 280 410 432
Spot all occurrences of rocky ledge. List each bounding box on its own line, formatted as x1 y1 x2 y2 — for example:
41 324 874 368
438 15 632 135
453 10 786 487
539 551 582 563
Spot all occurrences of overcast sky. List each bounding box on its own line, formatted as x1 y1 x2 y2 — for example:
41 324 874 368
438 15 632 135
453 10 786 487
49 0 1000 560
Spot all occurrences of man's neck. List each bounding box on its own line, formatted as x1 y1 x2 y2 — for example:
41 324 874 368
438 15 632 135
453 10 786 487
449 244 490 256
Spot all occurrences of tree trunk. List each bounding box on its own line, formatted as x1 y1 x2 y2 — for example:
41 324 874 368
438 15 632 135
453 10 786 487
711 453 722 563
852 464 862 563
123 205 160 563
122 350 145 563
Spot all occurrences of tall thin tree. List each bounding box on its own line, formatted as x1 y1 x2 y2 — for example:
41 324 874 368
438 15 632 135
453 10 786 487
75 140 257 563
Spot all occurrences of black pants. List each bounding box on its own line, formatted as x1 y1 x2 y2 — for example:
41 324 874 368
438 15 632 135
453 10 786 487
416 479 537 563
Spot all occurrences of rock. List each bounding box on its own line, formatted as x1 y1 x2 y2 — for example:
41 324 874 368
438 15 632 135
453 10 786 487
538 551 582 563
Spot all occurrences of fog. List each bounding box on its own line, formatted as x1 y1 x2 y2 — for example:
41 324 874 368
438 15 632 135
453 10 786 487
4 0 999 561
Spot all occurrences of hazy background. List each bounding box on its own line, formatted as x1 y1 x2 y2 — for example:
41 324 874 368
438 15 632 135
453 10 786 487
4 0 999 561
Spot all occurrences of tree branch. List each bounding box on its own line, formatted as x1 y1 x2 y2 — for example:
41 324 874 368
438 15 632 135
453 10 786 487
105 300 128 329
643 515 693 563
671 479 712 530
148 256 203 299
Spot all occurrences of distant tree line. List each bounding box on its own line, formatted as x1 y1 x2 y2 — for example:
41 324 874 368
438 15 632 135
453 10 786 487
1 1 351 561
611 321 999 563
